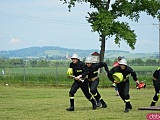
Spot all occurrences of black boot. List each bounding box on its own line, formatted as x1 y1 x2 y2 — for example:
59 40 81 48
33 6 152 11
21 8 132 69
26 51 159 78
94 94 101 107
66 99 74 111
129 103 132 109
124 108 129 113
102 102 107 108
66 106 74 111
90 98 96 110
124 102 130 113
150 101 156 107
100 99 107 108
96 100 101 107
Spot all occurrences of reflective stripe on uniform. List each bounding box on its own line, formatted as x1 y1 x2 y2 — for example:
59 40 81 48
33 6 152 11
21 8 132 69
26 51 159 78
69 97 74 99
77 70 82 72
125 99 130 102
93 71 98 74
89 97 93 100
93 93 97 96
152 100 157 102
158 93 160 100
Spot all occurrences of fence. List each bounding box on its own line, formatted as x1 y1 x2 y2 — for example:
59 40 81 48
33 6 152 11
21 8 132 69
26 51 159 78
0 66 155 87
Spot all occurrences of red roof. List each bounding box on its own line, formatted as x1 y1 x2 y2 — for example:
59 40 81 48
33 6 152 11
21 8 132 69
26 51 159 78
91 52 100 56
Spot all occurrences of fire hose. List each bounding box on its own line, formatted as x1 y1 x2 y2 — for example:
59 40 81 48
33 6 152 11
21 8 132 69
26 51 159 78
71 75 84 83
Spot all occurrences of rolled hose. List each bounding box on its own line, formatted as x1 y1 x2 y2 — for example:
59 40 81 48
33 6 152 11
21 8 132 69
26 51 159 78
67 68 73 76
112 72 123 83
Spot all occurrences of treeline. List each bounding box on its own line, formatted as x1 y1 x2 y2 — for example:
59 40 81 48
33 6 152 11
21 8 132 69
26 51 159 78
105 58 158 66
0 58 158 68
0 58 70 68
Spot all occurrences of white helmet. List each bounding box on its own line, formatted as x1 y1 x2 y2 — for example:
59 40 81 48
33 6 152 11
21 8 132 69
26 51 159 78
119 59 127 65
85 56 93 63
71 53 79 60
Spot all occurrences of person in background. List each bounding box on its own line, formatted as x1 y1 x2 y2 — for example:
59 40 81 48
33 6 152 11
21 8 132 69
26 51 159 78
150 67 160 106
85 56 109 108
2 69 4 75
66 53 96 111
108 59 140 113
112 56 122 96
113 56 122 67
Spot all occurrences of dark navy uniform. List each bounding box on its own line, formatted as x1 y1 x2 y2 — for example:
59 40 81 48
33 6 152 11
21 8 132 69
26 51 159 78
150 67 160 106
67 60 96 111
87 62 109 108
108 65 138 111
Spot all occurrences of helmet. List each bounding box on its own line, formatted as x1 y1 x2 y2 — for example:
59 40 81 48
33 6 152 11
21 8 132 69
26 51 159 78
71 53 79 60
67 68 73 77
85 56 93 63
119 59 127 65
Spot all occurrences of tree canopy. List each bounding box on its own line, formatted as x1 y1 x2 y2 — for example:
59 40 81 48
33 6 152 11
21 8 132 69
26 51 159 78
61 0 160 62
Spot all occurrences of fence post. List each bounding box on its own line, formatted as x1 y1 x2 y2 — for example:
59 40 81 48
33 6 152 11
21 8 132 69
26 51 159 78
23 63 26 85
55 64 58 86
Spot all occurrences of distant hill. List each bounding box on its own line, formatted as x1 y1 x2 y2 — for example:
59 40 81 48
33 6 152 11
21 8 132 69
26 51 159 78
0 46 158 60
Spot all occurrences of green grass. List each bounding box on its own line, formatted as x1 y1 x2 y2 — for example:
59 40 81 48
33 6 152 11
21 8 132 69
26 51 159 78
0 66 157 87
0 86 159 120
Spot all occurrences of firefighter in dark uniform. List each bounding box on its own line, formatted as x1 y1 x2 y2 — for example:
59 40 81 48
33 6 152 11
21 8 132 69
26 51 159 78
150 67 160 106
66 53 96 111
85 56 109 108
108 59 140 113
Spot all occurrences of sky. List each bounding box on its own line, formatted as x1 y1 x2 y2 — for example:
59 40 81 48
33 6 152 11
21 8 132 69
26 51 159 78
0 0 159 53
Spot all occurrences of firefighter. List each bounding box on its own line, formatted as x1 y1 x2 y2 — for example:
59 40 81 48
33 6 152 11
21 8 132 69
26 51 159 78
66 53 96 111
108 59 140 113
150 67 160 106
85 56 109 108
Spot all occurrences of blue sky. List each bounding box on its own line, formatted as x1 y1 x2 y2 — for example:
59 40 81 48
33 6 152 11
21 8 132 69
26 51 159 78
0 0 159 53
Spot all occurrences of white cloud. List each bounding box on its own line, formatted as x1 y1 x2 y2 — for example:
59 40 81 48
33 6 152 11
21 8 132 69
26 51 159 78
9 38 21 45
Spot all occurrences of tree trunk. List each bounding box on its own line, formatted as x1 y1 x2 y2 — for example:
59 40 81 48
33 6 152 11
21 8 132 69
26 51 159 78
99 34 106 73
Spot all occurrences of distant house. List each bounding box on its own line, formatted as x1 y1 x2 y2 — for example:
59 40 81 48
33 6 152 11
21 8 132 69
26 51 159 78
66 54 71 60
91 52 100 63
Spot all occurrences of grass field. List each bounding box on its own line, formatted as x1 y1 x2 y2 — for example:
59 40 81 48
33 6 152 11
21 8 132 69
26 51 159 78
0 66 158 87
0 86 159 120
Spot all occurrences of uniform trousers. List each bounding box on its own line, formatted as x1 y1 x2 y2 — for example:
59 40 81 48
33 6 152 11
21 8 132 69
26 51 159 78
152 80 160 101
89 78 101 100
69 79 92 99
117 80 130 102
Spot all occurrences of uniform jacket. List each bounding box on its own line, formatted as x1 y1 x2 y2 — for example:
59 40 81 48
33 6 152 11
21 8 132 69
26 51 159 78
153 67 160 80
87 62 109 79
70 60 89 78
108 65 138 82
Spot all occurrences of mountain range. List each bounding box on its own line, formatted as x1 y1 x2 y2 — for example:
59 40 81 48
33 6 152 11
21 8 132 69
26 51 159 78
0 46 158 60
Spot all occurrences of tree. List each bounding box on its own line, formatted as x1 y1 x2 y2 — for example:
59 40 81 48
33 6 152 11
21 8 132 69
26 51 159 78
0 58 6 68
61 0 160 64
145 58 158 65
30 60 37 67
7 58 24 68
37 59 50 67
105 58 112 66
131 58 144 65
